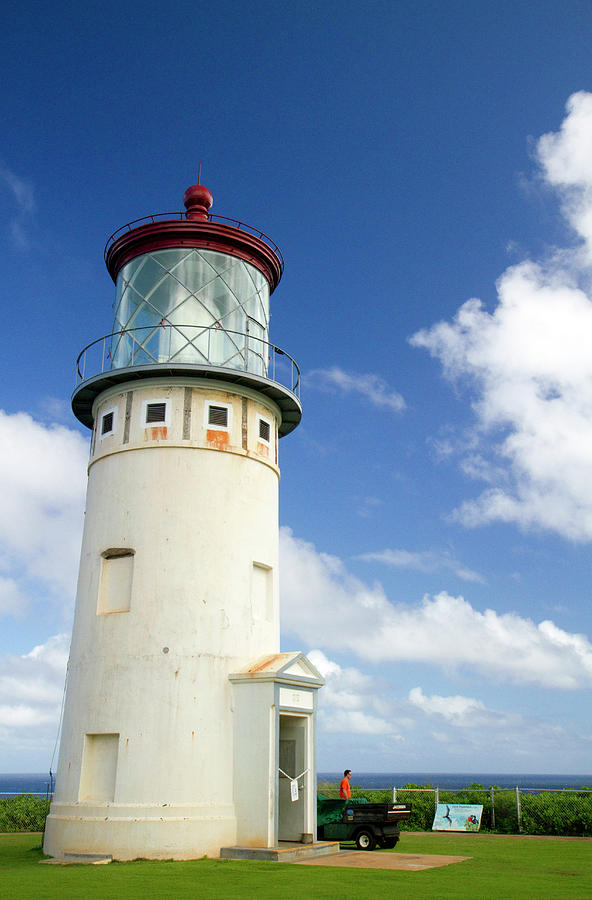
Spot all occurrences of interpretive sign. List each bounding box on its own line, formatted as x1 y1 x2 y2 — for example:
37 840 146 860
432 803 483 831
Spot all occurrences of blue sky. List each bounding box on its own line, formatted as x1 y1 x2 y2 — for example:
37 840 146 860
2 0 592 775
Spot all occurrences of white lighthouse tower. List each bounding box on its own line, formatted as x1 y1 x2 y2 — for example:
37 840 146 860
43 181 324 861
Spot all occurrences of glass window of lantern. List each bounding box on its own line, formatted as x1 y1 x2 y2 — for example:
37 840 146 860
111 249 270 374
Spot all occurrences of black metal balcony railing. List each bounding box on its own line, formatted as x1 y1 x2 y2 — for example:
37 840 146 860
74 324 300 398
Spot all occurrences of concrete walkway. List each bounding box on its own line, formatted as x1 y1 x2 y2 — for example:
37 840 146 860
289 851 470 870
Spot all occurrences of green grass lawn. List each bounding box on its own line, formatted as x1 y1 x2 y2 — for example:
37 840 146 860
2 832 591 899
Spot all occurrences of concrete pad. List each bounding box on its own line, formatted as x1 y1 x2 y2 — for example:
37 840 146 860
290 851 470 870
220 841 340 862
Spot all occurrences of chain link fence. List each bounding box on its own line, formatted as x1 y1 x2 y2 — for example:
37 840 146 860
318 784 592 837
0 794 51 832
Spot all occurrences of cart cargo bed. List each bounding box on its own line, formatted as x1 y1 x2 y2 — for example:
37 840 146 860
317 794 412 850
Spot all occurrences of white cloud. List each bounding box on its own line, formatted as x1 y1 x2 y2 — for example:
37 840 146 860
0 634 68 761
0 575 29 617
38 396 73 424
410 92 592 542
356 496 383 519
0 161 35 248
537 91 592 259
280 527 592 689
0 411 87 614
408 686 486 723
356 547 484 583
404 686 589 767
308 649 397 736
305 650 580 768
305 366 405 412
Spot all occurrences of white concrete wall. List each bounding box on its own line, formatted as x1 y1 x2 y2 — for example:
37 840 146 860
44 379 282 860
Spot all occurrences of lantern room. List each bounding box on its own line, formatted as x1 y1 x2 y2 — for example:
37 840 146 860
72 181 301 435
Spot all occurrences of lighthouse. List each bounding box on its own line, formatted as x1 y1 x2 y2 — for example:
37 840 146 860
43 181 323 861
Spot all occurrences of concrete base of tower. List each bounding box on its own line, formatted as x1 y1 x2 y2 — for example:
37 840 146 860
43 801 237 860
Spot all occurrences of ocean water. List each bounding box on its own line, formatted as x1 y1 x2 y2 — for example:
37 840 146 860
2 771 591 796
0 773 54 796
317 772 592 791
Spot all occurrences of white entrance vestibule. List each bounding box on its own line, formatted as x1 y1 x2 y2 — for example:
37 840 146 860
228 652 323 849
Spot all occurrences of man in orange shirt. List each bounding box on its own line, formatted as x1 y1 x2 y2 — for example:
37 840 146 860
339 769 352 799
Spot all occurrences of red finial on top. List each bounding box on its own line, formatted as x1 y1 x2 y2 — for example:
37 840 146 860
183 169 213 221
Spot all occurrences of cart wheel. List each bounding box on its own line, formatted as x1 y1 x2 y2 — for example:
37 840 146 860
381 837 399 849
355 829 376 851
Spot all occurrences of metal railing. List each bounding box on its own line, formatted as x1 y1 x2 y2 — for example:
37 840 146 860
74 324 300 398
104 212 284 273
391 786 592 835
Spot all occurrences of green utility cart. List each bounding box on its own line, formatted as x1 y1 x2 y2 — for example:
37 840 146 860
317 794 412 850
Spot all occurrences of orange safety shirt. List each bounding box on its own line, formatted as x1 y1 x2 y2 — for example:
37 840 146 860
339 777 351 799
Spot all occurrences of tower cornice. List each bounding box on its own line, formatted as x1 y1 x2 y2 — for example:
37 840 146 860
105 216 283 290
72 364 302 436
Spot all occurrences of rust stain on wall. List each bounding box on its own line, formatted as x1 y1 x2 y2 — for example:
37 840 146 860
256 441 269 458
207 429 230 450
148 426 168 440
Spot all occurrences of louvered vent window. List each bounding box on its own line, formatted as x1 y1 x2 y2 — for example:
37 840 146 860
146 402 167 424
208 405 228 428
259 419 271 443
101 412 114 435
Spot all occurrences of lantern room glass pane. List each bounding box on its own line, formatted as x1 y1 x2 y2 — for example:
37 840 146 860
111 248 270 375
